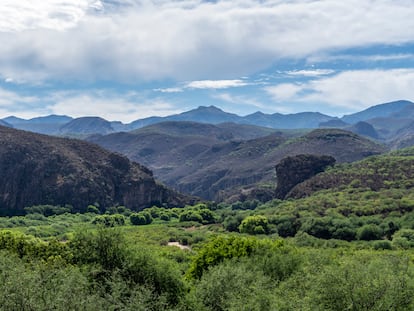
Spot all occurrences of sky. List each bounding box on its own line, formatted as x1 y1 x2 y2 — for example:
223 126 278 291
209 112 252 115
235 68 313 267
0 0 414 123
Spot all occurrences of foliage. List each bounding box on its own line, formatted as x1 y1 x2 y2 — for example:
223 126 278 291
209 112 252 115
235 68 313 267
187 235 283 279
0 230 72 262
192 259 274 311
92 214 126 227
239 215 269 234
130 211 153 225
24 205 72 216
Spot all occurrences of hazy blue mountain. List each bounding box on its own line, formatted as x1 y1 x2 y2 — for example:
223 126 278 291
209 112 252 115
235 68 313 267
2 116 24 124
341 100 414 124
128 106 335 130
2 100 414 137
243 111 335 129
128 106 241 130
319 119 349 128
346 121 379 140
0 120 12 127
1 115 72 134
59 117 115 136
128 116 164 130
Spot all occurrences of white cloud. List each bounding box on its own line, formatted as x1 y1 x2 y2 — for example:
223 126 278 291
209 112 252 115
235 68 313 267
285 69 335 77
153 87 183 93
265 83 304 102
186 79 248 89
0 87 181 122
48 91 181 122
308 53 414 64
0 87 49 118
1 1 414 83
213 92 266 111
0 0 100 32
266 69 414 114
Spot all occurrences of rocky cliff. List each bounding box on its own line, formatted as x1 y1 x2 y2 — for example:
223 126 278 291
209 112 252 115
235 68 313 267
0 126 191 215
274 154 336 199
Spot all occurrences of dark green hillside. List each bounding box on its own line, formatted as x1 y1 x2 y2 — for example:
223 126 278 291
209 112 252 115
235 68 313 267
0 126 191 215
289 147 414 199
217 147 414 245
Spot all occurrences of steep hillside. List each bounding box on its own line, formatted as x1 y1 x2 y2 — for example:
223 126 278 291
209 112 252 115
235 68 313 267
288 147 414 199
249 147 414 243
175 129 386 201
88 121 286 181
0 126 191 215
91 124 387 201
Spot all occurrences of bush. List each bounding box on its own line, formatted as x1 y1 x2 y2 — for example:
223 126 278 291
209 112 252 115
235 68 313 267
92 214 126 227
373 240 392 250
24 205 72 216
357 224 383 241
130 212 152 225
223 215 244 232
239 215 269 235
193 260 273 311
86 205 100 214
187 235 283 279
179 210 203 223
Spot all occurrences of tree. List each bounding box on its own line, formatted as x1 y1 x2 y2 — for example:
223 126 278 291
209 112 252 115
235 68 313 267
239 215 269 235
130 212 152 225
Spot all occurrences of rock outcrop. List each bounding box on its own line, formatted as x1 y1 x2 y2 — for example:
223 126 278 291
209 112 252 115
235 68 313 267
0 126 192 215
274 154 336 199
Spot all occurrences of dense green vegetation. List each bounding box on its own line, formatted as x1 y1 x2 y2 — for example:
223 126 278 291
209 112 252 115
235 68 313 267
3 148 414 309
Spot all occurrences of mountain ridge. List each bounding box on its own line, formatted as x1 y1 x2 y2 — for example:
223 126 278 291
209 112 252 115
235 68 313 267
2 100 414 144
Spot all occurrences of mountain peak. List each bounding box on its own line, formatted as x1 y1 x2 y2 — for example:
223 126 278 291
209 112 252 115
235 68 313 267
342 100 414 124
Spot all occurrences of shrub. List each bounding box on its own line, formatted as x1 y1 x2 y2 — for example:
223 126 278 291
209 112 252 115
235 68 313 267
130 212 152 225
193 260 273 311
357 224 383 241
179 210 203 223
86 205 100 214
92 214 126 227
187 235 283 279
239 215 269 235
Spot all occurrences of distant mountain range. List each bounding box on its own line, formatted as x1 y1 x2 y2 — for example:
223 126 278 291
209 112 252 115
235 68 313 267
2 99 412 206
3 100 413 141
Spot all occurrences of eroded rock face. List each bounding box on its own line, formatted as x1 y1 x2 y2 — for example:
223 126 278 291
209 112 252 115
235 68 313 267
0 126 191 215
274 154 336 200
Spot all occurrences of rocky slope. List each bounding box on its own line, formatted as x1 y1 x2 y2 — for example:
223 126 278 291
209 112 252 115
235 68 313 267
274 154 336 199
0 126 191 215
90 124 387 201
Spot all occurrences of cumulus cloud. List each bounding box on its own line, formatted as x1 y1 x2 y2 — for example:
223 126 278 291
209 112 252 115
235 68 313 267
285 69 335 77
0 0 100 32
213 92 266 112
0 87 48 118
153 87 184 93
186 79 248 89
47 91 181 122
266 69 414 114
1 0 414 83
0 87 181 122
